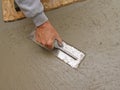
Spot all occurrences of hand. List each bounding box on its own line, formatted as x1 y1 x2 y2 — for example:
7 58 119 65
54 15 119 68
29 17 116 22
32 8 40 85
35 21 62 50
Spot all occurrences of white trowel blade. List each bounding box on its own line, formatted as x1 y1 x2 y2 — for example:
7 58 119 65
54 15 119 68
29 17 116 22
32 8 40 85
30 31 85 68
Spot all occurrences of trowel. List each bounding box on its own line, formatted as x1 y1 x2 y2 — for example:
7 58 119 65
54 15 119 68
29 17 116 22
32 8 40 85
30 31 85 68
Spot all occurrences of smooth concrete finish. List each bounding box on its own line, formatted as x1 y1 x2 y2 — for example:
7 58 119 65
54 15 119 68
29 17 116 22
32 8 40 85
0 0 120 90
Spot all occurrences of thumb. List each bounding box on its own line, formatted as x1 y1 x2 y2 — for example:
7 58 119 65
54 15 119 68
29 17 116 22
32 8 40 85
56 36 63 47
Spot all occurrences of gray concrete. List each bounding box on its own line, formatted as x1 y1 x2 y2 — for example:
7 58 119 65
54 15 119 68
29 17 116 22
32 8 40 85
0 0 120 90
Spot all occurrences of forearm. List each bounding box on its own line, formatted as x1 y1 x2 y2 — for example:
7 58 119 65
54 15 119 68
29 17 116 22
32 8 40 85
15 0 48 26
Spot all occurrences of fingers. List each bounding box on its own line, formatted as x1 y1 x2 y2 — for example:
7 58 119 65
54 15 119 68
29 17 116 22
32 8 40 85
46 35 63 49
36 36 62 50
45 39 54 50
35 30 47 46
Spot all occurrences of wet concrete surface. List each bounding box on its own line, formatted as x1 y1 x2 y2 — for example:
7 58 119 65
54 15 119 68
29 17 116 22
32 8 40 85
0 0 120 90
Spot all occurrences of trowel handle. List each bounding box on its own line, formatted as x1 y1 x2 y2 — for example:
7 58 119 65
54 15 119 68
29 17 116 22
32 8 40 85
54 40 63 49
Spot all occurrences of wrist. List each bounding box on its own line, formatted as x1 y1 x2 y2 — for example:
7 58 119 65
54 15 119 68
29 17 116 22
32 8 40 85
37 20 49 28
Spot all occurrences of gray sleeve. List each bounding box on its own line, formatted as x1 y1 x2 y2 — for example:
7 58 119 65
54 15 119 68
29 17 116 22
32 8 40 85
15 0 48 26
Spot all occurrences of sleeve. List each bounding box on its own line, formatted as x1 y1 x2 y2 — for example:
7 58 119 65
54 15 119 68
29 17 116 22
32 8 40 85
15 0 48 26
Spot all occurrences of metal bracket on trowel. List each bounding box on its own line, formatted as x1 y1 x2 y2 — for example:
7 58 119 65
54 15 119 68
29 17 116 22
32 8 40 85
30 31 85 68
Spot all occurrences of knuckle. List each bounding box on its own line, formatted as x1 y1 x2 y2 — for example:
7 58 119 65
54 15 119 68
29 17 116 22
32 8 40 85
46 41 53 49
41 41 46 45
47 41 51 46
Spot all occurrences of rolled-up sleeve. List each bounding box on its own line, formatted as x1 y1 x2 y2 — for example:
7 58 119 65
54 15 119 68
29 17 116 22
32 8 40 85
15 0 48 26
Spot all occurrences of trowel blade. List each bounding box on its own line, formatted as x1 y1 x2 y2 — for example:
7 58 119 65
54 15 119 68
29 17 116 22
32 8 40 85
52 42 85 68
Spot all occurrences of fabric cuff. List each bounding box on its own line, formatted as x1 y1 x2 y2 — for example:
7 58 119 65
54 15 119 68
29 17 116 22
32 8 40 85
32 12 48 27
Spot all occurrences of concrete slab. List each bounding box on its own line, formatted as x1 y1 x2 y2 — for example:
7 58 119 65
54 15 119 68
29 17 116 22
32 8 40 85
0 0 120 90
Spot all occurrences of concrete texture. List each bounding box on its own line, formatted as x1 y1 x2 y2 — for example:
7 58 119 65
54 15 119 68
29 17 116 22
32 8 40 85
0 0 120 90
